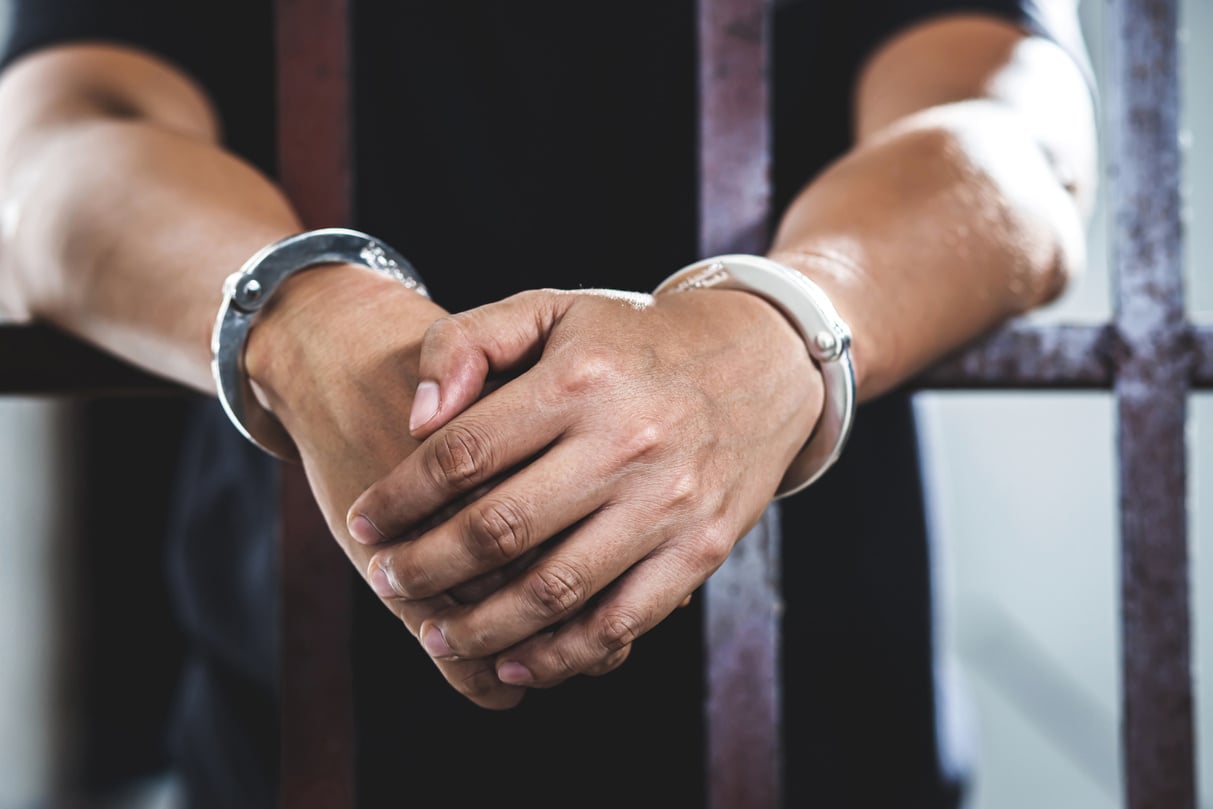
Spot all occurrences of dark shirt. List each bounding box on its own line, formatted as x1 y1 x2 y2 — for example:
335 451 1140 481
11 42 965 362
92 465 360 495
2 3 1089 807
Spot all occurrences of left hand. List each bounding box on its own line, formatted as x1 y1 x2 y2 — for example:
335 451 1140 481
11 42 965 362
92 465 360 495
346 284 823 688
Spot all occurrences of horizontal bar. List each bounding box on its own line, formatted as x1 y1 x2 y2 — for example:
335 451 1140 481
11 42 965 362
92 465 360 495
920 322 1213 391
5 321 1213 395
919 321 1117 389
2 320 1213 395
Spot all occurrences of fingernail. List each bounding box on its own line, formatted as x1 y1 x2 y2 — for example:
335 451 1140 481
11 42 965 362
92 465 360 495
410 380 440 432
369 564 397 598
421 624 454 658
497 661 532 685
349 514 385 544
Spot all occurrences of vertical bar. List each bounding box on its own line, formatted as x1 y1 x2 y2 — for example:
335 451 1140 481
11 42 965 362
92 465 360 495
1109 1 1196 807
698 1 782 807
276 0 353 228
699 0 773 257
275 1 356 807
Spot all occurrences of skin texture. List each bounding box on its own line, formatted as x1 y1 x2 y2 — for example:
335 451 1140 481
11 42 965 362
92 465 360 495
0 9 1096 703
345 14 1095 689
0 44 523 708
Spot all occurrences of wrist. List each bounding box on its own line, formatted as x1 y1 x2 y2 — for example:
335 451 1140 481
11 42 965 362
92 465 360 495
665 283 823 463
728 287 826 447
654 254 855 496
244 263 443 426
210 228 440 459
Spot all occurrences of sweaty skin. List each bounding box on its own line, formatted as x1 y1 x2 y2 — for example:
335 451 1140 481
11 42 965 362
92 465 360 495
0 12 1095 702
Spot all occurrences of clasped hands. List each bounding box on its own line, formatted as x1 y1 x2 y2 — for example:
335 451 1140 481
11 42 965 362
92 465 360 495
245 263 823 709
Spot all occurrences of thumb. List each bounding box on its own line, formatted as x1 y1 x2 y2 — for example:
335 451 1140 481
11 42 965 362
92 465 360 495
409 289 565 438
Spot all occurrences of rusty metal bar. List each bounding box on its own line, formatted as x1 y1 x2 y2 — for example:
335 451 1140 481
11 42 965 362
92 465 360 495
919 322 1118 389
11 319 1213 393
699 0 773 258
274 1 356 807
699 1 782 807
1108 0 1196 807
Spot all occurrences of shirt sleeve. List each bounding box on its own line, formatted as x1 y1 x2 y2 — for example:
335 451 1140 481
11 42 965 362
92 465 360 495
851 0 1096 94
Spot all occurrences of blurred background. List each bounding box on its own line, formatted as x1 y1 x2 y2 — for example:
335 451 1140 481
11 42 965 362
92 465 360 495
0 2 1208 808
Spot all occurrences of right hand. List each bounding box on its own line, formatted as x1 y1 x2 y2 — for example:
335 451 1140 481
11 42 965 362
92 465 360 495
242 261 525 709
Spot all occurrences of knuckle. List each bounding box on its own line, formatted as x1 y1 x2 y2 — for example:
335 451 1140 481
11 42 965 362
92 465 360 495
558 350 621 395
441 613 496 658
689 522 733 572
669 468 698 506
423 313 467 349
368 551 399 594
464 496 530 564
594 606 644 653
614 416 665 461
586 645 632 677
663 468 699 508
428 421 493 489
526 561 591 621
382 550 434 599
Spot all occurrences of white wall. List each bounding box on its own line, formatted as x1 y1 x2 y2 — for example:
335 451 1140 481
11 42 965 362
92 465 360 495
0 398 78 808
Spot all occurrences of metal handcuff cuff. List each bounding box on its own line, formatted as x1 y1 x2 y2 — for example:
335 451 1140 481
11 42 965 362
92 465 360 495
211 228 429 461
653 254 857 498
213 236 853 495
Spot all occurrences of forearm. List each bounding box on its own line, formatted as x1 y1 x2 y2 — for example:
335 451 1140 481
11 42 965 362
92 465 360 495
766 15 1094 401
0 48 450 426
770 98 1085 400
2 116 303 391
0 44 309 395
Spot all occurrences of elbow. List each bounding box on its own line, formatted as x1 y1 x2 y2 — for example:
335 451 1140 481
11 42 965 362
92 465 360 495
1005 155 1089 314
1037 207 1085 309
1023 129 1093 311
939 100 1093 313
907 101 1092 313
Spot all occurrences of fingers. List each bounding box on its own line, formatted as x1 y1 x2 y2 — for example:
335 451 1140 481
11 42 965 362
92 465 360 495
381 591 527 710
448 548 539 604
366 436 617 601
581 644 632 677
412 506 672 663
347 364 569 544
492 546 699 688
408 290 565 438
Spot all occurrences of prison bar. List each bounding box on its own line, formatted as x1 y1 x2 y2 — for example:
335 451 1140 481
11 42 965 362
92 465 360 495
1108 0 1195 806
696 0 1196 807
697 0 785 806
273 1 358 807
0 0 1197 807
12 319 1213 395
